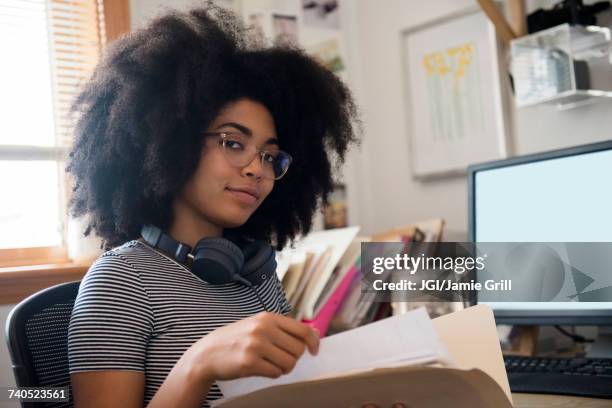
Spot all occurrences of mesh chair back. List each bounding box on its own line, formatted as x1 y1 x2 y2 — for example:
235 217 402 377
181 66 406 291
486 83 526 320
5 281 81 408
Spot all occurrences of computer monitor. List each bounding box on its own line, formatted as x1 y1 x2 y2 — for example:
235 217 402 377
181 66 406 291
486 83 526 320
467 139 612 325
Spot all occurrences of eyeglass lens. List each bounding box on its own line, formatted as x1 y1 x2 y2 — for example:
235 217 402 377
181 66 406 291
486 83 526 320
220 133 291 180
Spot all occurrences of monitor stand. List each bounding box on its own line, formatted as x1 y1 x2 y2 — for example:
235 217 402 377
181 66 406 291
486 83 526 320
514 325 538 356
587 326 612 358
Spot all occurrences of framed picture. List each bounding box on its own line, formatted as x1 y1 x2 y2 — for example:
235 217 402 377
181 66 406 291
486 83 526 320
401 7 512 179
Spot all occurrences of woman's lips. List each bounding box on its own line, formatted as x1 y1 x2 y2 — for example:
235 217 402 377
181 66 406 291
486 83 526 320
226 187 258 205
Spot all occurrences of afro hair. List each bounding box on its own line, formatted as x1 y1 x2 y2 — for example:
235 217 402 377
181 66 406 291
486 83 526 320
66 2 360 250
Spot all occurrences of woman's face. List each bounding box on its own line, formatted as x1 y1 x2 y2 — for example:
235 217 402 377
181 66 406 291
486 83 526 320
175 98 277 231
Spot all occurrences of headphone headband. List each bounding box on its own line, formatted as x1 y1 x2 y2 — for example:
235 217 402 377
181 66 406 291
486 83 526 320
140 224 277 287
141 225 192 263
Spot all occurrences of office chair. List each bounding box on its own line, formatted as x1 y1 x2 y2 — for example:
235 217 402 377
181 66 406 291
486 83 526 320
5 281 81 408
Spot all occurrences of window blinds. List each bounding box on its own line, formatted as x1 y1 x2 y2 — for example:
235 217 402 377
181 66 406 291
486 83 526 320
47 0 105 149
0 0 105 151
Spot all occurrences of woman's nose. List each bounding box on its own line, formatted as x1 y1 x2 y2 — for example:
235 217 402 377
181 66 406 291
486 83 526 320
241 152 264 179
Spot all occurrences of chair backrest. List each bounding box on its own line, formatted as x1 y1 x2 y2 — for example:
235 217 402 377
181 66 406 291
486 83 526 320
5 281 81 408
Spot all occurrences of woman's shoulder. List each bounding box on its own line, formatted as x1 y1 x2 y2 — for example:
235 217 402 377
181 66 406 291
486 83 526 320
83 239 184 289
75 241 155 310
83 240 150 283
90 240 152 267
104 239 148 258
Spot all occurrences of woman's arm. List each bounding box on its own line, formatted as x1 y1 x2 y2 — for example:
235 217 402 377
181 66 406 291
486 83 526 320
72 312 318 408
72 371 145 408
71 359 212 408
146 349 213 408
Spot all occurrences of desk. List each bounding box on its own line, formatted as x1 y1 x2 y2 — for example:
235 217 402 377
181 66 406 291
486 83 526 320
513 393 612 408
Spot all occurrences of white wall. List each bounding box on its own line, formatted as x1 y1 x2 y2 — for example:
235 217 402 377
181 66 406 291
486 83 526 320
345 0 612 239
342 0 479 238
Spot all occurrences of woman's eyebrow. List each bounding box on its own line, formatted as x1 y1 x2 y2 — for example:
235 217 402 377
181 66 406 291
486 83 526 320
215 122 279 146
215 121 252 135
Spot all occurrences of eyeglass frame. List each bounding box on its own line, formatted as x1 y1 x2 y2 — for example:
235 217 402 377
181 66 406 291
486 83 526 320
203 131 293 180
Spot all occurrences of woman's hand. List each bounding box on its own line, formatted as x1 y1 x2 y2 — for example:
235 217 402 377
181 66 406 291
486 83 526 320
183 311 320 383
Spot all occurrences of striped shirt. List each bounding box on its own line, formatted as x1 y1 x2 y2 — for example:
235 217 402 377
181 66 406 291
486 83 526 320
68 240 291 407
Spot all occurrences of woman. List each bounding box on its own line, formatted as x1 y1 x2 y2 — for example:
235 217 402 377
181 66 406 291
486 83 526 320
66 3 359 408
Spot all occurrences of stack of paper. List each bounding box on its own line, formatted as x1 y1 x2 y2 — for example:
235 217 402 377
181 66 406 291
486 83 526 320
216 307 453 401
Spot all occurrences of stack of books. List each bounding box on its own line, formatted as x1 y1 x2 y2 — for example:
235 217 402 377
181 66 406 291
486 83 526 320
275 219 445 336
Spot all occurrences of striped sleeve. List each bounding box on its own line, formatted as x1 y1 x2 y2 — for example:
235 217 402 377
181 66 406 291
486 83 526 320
68 253 154 373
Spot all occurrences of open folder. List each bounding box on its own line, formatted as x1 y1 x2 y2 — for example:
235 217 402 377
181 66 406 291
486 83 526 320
213 305 512 408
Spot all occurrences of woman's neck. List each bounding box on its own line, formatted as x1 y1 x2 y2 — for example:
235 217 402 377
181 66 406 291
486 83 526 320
169 199 222 249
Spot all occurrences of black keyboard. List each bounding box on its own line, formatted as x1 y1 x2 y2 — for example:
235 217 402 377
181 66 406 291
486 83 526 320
504 355 612 398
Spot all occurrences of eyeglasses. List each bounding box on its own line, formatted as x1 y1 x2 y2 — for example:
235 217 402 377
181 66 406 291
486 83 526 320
204 131 293 180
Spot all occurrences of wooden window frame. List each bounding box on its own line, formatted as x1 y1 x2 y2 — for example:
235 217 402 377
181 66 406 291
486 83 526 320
0 0 130 305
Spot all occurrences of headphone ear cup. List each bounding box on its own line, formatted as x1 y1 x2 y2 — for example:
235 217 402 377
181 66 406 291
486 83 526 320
240 241 277 286
191 237 244 284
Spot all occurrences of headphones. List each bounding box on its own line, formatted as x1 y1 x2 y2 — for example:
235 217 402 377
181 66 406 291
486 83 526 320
141 225 277 309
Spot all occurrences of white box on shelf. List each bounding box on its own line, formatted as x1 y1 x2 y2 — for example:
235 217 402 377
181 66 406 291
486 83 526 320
511 23 612 110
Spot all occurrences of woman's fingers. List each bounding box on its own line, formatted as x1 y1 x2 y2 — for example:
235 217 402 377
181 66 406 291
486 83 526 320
270 314 319 355
253 338 299 375
252 358 284 379
269 326 307 359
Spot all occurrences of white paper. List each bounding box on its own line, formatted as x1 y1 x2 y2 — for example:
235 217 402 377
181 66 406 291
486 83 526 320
216 307 450 400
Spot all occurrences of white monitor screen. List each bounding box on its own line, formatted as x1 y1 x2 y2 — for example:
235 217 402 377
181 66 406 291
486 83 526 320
474 147 612 311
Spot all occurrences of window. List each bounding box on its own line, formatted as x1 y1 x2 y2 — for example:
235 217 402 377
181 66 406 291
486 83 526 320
0 0 129 268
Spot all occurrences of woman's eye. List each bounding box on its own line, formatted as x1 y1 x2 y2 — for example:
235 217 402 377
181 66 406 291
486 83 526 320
226 140 244 150
263 152 277 163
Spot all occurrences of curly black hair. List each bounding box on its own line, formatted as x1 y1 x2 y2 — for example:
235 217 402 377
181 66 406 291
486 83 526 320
66 2 360 251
